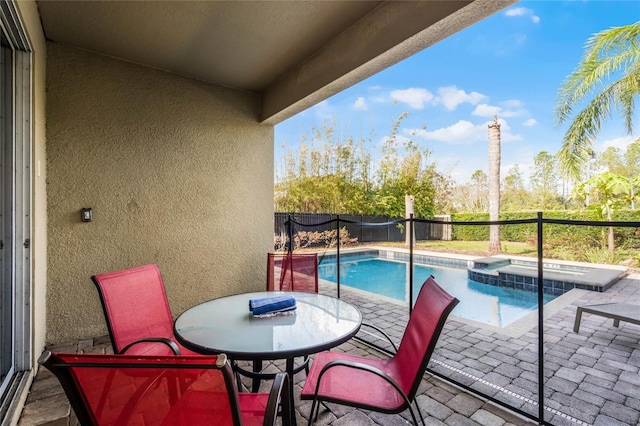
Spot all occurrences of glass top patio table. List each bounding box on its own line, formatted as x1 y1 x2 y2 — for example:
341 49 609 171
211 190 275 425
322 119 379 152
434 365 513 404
175 291 361 425
174 291 362 361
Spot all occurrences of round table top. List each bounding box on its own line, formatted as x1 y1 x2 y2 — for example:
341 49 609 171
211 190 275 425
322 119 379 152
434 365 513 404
174 291 362 360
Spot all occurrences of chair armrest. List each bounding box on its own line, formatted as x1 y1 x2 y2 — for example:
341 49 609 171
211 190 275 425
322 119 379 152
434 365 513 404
263 371 291 426
120 338 181 355
360 323 398 353
314 359 411 410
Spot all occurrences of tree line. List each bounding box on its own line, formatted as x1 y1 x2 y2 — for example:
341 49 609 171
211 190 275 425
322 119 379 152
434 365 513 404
275 114 442 219
276 117 639 218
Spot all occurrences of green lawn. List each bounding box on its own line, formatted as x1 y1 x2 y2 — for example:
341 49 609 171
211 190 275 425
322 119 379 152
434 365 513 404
377 240 537 257
374 240 638 269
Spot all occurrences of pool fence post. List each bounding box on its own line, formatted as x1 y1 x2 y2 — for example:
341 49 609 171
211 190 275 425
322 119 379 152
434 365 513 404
405 195 415 246
336 215 341 299
409 213 414 315
286 214 292 254
537 211 545 423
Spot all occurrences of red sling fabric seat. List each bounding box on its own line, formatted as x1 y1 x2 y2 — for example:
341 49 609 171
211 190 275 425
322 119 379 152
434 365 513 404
243 253 319 392
91 264 199 356
267 253 318 293
38 351 291 426
300 275 459 425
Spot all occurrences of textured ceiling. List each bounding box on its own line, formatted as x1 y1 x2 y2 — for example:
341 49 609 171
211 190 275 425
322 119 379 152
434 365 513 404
36 1 515 123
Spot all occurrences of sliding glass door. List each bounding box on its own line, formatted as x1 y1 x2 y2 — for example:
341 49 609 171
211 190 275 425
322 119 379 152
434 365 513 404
0 2 32 418
0 30 12 390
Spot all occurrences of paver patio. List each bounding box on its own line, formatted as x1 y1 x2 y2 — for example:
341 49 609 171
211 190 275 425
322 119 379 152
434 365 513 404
18 270 639 426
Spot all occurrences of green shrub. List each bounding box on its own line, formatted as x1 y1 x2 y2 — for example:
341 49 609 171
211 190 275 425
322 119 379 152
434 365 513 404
450 210 640 250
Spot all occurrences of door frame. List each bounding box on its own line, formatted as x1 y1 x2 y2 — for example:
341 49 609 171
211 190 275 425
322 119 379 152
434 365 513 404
0 1 32 423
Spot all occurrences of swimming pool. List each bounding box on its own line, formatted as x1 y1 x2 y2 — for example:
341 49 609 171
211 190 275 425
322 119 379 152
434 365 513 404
318 255 556 328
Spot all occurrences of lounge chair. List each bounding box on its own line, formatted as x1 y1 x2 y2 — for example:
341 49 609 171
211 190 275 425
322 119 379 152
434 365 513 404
573 302 640 333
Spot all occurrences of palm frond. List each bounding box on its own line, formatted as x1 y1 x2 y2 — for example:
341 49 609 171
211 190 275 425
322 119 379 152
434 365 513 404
615 69 639 133
555 21 640 178
585 23 640 62
558 83 616 177
555 21 640 125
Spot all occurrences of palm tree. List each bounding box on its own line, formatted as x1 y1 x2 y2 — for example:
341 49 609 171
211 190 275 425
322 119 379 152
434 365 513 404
555 21 640 178
488 115 502 254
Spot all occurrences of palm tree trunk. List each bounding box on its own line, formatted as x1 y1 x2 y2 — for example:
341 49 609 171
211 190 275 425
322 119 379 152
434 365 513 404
488 116 502 254
607 211 615 253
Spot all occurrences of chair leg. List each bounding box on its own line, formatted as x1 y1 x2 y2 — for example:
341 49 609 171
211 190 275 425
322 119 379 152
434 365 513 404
413 400 426 426
307 399 317 425
406 402 420 426
307 399 333 425
232 361 243 392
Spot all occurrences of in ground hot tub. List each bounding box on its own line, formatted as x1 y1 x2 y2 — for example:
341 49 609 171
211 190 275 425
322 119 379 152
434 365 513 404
468 256 627 295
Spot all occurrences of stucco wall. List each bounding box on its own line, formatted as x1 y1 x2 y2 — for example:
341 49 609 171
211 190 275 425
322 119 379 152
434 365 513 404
46 43 274 343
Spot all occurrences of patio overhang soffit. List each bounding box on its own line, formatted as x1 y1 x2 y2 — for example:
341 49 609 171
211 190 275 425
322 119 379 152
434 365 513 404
37 0 515 125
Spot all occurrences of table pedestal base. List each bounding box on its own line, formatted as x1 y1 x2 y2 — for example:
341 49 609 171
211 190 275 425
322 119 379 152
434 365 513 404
233 357 309 425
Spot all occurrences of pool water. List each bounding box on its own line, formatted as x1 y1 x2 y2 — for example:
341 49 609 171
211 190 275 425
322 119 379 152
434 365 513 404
318 257 556 328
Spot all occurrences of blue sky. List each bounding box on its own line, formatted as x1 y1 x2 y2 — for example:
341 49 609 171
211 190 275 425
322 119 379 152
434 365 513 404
275 1 640 184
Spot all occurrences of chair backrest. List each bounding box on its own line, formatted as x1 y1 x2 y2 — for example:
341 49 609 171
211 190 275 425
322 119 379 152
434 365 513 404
392 275 459 401
38 351 243 425
267 253 318 293
92 264 176 355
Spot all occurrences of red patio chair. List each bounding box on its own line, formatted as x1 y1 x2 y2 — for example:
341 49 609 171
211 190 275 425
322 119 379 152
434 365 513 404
91 263 199 356
267 252 318 293
244 253 319 392
38 351 291 426
300 275 459 425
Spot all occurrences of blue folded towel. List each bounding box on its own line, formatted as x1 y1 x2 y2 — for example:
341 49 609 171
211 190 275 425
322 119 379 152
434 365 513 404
249 295 297 316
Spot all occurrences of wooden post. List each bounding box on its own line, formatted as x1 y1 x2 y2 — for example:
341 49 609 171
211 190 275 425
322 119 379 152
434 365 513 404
405 195 415 246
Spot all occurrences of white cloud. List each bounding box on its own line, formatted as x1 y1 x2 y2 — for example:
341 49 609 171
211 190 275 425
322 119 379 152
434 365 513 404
410 120 481 144
408 118 522 144
472 104 502 117
472 100 527 118
390 88 434 109
354 97 367 111
389 85 488 111
500 109 523 118
505 7 527 16
505 7 540 24
436 86 486 111
523 118 537 127
599 135 637 151
503 99 523 108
